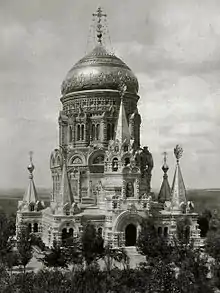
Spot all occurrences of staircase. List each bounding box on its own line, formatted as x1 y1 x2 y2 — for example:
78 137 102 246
125 246 145 268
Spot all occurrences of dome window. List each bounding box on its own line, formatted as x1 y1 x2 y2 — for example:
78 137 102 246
96 124 100 140
69 126 72 142
81 124 85 140
92 124 95 140
77 125 80 141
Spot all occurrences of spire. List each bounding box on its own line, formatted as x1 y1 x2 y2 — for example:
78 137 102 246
171 145 187 211
59 148 73 206
23 151 38 204
158 152 171 203
115 84 131 143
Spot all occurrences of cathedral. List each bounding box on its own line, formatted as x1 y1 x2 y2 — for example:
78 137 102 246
16 8 200 249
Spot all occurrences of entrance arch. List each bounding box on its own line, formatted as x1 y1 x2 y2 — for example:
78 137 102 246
125 224 137 246
62 228 74 244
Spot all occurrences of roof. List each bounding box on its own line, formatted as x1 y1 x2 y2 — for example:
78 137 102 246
61 44 139 95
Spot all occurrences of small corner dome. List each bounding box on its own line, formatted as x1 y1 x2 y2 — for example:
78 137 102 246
61 45 139 95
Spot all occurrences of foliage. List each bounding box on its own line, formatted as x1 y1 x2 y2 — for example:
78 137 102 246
33 269 71 293
198 209 212 237
41 240 69 268
16 224 33 274
174 244 213 293
205 211 220 289
101 244 129 272
136 217 173 261
30 234 45 251
176 216 191 245
81 222 104 265
62 236 83 266
0 211 16 263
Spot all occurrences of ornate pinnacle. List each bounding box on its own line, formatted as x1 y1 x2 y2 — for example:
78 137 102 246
27 151 34 177
92 7 107 45
162 151 169 174
174 145 183 162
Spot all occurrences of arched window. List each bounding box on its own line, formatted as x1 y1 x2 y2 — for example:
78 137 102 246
107 123 111 140
111 124 115 140
96 124 100 140
164 227 168 238
77 125 80 141
69 126 72 142
112 158 118 172
143 202 147 209
29 203 35 211
93 155 104 165
98 227 102 237
33 223 38 233
185 226 190 242
92 124 95 140
81 124 84 140
158 227 162 237
69 228 74 238
124 145 128 152
28 223 32 233
124 157 130 166
113 201 117 209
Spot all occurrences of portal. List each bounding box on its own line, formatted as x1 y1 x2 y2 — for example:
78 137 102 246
125 224 137 246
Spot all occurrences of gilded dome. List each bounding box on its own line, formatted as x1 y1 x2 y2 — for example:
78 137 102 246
61 45 139 95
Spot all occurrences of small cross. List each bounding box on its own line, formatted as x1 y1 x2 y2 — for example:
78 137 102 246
92 7 107 44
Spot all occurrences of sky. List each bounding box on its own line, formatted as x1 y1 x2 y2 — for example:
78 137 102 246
0 0 220 190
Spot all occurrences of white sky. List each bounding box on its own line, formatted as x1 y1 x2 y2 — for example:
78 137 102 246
0 0 220 190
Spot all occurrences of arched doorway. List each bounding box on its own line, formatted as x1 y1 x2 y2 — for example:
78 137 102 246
125 224 137 246
62 228 74 245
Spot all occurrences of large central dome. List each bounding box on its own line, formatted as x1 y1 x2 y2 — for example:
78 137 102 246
61 45 139 96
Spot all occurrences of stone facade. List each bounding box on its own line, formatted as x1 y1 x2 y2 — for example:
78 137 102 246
16 12 201 250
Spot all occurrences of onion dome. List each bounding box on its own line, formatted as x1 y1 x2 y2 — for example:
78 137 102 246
61 45 139 96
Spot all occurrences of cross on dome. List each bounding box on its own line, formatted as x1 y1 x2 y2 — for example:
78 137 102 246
92 7 107 44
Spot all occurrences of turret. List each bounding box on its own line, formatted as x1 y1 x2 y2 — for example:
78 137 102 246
171 145 187 211
158 152 171 203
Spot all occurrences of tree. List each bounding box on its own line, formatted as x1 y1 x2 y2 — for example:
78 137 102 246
137 217 172 261
16 224 33 275
205 211 220 289
62 236 83 271
41 240 69 269
101 244 129 272
176 217 191 246
174 246 213 293
81 222 104 266
0 211 16 263
198 209 212 238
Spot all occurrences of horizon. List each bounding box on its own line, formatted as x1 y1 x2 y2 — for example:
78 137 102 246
0 0 220 190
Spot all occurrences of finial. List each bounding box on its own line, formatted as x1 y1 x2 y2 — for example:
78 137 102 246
162 151 169 174
92 7 107 45
27 151 34 177
174 145 183 163
118 82 127 99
